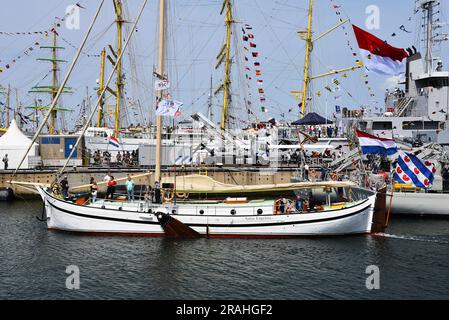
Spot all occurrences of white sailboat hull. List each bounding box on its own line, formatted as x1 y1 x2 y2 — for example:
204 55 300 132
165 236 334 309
388 192 449 216
37 187 377 237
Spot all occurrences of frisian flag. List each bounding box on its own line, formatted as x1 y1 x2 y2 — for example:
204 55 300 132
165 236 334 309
352 24 409 76
356 130 397 156
108 136 121 148
393 151 436 189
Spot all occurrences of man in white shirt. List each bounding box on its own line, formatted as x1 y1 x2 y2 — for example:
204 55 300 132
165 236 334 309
104 171 112 182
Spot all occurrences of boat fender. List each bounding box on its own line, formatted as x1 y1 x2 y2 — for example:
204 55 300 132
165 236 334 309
0 187 14 201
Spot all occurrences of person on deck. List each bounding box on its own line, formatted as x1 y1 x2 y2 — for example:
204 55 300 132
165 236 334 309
304 163 310 181
308 193 316 212
154 181 162 204
295 195 303 212
144 185 153 203
91 181 98 203
60 175 69 199
106 176 117 200
443 164 449 192
104 171 112 183
2 154 8 170
126 174 135 201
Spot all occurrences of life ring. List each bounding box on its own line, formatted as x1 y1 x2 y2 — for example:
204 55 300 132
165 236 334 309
162 189 174 202
176 192 189 199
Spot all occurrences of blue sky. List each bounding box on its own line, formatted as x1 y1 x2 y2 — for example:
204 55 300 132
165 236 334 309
0 0 448 131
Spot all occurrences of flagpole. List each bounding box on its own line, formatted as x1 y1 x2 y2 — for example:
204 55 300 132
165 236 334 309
155 0 166 183
354 129 369 188
385 174 394 227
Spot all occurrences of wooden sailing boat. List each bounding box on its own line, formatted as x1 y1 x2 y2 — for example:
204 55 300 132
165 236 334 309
12 0 388 237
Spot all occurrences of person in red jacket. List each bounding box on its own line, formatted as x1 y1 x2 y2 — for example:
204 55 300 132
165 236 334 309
106 176 117 199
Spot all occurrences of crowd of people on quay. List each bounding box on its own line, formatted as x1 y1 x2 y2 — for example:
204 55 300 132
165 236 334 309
303 124 341 139
92 149 139 167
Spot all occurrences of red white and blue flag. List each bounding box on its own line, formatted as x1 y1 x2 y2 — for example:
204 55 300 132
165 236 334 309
352 25 409 76
108 136 120 148
393 151 436 189
356 130 397 156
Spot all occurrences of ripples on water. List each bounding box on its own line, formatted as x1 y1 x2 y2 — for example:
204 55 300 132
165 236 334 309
1 200 449 299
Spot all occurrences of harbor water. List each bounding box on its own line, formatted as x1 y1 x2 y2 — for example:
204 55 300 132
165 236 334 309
1 200 449 299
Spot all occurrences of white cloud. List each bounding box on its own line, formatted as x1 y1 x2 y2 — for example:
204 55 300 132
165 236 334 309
383 75 403 90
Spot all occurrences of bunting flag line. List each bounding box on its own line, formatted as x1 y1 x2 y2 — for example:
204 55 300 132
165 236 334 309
0 2 88 74
241 23 266 115
328 0 377 100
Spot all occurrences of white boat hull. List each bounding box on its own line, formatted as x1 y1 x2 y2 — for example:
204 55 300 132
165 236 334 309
37 187 377 237
388 191 449 216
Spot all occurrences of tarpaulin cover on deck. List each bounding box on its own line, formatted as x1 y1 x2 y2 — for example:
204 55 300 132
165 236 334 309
292 112 333 126
162 174 354 194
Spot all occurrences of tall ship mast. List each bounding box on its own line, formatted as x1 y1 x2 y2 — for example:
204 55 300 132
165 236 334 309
28 27 72 134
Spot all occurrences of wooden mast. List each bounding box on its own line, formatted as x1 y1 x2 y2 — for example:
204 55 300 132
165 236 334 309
220 0 233 130
50 29 58 133
300 0 313 118
97 47 106 127
113 0 124 138
155 0 166 182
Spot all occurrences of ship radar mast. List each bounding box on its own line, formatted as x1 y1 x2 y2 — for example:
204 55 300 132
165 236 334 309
419 0 448 73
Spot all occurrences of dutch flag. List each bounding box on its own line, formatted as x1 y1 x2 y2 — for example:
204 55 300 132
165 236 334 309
394 151 436 189
108 136 120 148
356 130 397 156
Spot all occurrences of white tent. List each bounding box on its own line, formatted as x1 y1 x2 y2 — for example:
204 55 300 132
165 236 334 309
0 120 38 169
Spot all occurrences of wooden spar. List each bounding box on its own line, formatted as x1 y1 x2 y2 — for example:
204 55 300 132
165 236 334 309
70 172 152 190
50 29 57 134
385 176 395 227
97 48 106 127
300 0 313 118
113 0 124 138
8 183 41 194
155 0 166 183
9 181 50 187
220 0 233 130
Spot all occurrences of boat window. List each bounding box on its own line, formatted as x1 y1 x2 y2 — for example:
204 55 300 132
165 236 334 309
372 121 392 130
41 137 61 144
402 121 440 130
